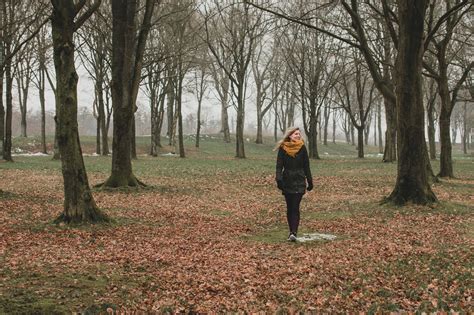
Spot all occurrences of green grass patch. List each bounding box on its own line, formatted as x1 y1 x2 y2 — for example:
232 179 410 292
0 268 110 314
304 209 354 220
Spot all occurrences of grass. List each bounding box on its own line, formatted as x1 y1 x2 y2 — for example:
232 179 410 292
1 134 473 313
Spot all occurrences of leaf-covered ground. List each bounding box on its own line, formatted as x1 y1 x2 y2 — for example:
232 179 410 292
1 138 473 313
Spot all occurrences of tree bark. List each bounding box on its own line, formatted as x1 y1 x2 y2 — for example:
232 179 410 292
0 73 4 156
427 87 437 160
3 56 13 161
39 66 47 154
357 127 364 158
235 84 245 158
51 0 108 223
103 0 155 187
386 0 437 205
382 97 397 162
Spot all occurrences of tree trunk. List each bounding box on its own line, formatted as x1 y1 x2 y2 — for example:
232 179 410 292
150 92 156 156
273 104 278 143
427 100 437 160
437 70 454 177
104 0 154 187
177 72 185 158
131 118 137 160
323 103 329 145
235 85 245 158
221 95 231 143
51 0 108 223
167 79 175 146
97 78 108 155
196 93 202 148
18 80 28 137
386 0 436 205
377 101 383 154
383 97 397 162
0 72 5 156
332 111 336 144
52 115 60 160
350 121 355 146
3 57 13 161
438 114 453 177
357 126 364 158
462 101 467 154
256 105 263 144
96 113 101 155
39 64 47 154
306 100 320 159
373 109 377 146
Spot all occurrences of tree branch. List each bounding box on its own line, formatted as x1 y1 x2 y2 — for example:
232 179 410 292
245 0 360 49
74 0 102 32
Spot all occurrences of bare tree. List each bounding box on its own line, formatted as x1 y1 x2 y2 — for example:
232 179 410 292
385 0 437 204
50 0 108 223
424 76 439 160
14 44 35 138
1 0 48 160
102 0 157 188
423 0 473 177
251 25 281 144
31 26 53 154
192 56 210 148
77 3 112 156
143 26 168 156
335 51 378 158
204 0 263 158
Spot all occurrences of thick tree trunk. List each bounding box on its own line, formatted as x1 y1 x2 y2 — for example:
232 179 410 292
357 126 364 158
104 0 154 187
221 100 231 143
96 114 101 155
383 97 397 162
437 74 454 177
256 106 263 144
3 59 13 161
97 79 108 155
386 0 436 205
52 116 60 160
438 115 453 177
51 0 108 223
307 102 320 159
131 118 137 160
39 66 47 154
235 86 245 158
0 73 5 156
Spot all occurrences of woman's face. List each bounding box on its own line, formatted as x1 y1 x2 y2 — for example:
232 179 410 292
289 129 301 141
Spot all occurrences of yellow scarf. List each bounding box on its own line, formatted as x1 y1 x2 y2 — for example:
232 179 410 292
281 140 304 157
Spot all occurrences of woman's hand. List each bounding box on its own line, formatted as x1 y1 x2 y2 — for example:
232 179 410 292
307 181 313 191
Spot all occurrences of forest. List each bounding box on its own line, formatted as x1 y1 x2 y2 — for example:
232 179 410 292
0 0 473 312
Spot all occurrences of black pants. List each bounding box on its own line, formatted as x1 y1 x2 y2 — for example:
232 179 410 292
284 193 303 235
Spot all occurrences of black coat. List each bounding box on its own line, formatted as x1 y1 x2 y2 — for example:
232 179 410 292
275 145 313 194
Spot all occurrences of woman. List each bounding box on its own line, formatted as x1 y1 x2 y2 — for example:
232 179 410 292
275 127 313 242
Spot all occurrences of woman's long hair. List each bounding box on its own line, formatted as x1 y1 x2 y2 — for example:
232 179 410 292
273 127 300 151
